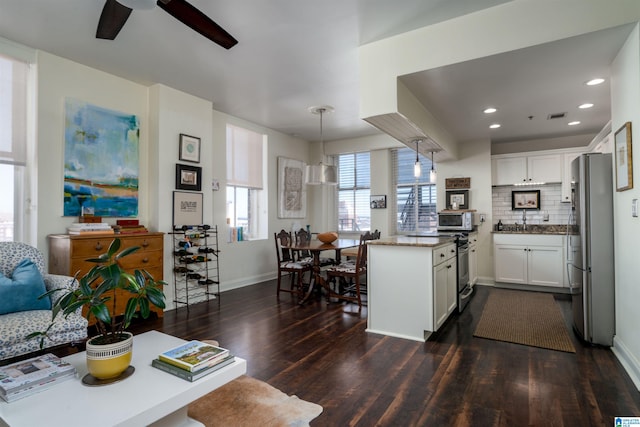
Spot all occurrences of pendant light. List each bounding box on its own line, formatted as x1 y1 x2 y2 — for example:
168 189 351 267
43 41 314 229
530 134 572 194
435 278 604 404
306 106 337 185
429 150 437 183
413 139 422 178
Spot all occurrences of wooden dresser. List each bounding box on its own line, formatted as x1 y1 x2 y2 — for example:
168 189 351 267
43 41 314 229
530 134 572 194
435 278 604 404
48 232 165 325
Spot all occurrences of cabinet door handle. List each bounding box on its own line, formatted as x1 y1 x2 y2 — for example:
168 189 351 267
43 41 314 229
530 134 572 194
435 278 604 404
440 253 445 258
142 257 149 263
95 242 103 251
450 249 455 254
142 240 149 248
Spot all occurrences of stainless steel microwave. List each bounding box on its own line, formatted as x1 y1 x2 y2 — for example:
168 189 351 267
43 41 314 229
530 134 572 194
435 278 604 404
437 211 474 231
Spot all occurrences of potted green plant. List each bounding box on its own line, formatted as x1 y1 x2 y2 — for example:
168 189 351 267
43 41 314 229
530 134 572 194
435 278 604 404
30 238 166 380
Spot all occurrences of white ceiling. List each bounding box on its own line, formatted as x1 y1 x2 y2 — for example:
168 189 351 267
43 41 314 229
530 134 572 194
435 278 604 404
0 0 632 147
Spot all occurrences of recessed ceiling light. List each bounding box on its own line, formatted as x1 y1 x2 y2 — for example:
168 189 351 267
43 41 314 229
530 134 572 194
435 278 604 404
586 78 605 86
568 121 581 126
489 124 501 129
578 103 594 109
483 107 497 114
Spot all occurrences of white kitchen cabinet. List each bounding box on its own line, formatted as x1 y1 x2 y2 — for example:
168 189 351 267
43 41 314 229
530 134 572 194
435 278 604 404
468 232 478 286
527 154 562 183
561 151 583 203
433 242 457 330
494 234 565 288
492 157 527 186
494 244 528 284
492 154 562 185
367 237 456 342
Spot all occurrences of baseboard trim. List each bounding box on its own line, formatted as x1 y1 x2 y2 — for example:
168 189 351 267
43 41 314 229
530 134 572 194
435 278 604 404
220 272 276 292
612 336 640 391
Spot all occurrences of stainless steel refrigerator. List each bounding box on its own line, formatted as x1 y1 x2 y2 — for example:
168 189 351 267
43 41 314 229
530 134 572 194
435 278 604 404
567 153 615 346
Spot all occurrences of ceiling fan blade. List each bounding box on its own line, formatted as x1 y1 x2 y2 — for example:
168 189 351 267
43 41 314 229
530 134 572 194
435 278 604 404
156 0 238 49
96 0 133 40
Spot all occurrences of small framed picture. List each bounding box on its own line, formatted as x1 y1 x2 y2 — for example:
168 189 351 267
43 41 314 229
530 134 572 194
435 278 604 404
512 190 540 210
173 191 203 227
614 121 633 192
179 134 201 163
370 195 387 209
176 163 202 191
446 190 469 209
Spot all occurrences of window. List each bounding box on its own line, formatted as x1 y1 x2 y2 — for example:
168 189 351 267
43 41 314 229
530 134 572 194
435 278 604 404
393 148 436 233
0 51 32 243
337 152 370 232
226 124 267 240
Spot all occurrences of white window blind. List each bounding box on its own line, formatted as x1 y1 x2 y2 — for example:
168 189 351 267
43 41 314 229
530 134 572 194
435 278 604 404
0 53 28 166
337 152 370 232
392 148 437 233
226 124 264 189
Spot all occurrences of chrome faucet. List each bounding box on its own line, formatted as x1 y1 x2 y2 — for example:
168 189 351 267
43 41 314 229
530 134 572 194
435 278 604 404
522 210 527 230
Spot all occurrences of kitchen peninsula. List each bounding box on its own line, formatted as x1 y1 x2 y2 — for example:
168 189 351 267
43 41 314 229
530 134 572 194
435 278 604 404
366 236 457 342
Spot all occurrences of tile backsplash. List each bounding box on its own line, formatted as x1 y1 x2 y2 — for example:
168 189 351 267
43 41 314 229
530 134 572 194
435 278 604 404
492 184 572 227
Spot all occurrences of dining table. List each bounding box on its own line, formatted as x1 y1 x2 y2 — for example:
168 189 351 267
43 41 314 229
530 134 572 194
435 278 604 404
282 238 359 304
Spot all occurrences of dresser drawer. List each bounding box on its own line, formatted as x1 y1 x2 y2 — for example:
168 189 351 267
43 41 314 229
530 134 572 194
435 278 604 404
71 250 163 276
70 235 163 258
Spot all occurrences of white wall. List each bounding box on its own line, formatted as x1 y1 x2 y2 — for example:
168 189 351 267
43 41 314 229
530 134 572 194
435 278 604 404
32 49 316 309
610 24 640 390
439 139 494 283
149 84 213 308
36 51 150 252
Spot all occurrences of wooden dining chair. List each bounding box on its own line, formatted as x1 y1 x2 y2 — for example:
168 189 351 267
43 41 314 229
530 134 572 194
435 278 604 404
342 229 379 261
274 229 312 297
325 231 375 307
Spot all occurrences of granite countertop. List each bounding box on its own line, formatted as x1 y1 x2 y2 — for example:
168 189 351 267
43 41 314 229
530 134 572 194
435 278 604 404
492 224 577 235
368 235 456 248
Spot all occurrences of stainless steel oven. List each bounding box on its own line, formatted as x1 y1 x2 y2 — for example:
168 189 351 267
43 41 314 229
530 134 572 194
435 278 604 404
456 238 473 312
440 232 473 313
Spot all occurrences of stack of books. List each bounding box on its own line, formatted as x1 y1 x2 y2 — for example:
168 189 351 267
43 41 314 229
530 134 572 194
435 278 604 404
0 353 77 402
67 222 114 235
152 340 234 382
113 219 148 235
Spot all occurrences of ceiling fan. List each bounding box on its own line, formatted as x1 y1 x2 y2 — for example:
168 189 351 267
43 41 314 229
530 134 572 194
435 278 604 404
96 0 238 49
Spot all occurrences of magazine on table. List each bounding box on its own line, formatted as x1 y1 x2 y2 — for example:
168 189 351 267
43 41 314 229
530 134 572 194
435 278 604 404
0 353 76 399
1 374 76 402
152 355 235 381
158 340 230 372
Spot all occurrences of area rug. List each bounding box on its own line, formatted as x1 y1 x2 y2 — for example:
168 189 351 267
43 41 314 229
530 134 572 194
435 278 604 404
473 289 576 353
188 375 323 427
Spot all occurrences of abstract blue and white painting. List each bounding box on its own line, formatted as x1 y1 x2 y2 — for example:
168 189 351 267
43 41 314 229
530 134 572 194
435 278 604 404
63 98 139 217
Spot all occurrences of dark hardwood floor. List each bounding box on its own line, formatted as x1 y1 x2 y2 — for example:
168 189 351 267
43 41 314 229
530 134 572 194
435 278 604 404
86 281 640 425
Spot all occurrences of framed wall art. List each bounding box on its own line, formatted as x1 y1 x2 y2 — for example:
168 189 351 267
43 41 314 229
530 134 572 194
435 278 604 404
63 98 139 217
446 190 469 210
173 191 203 227
370 195 386 209
614 121 633 192
278 157 307 218
511 190 540 210
179 133 201 163
175 163 202 191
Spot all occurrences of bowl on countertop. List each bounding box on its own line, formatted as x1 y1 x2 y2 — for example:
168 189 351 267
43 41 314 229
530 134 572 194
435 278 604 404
317 232 338 243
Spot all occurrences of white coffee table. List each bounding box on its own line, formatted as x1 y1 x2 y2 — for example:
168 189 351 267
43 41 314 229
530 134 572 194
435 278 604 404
0 330 247 427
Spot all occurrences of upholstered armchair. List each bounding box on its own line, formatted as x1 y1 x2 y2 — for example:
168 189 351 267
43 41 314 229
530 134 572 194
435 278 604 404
0 242 88 360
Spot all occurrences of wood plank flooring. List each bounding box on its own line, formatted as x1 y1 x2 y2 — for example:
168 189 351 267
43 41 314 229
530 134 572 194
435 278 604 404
101 282 640 425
